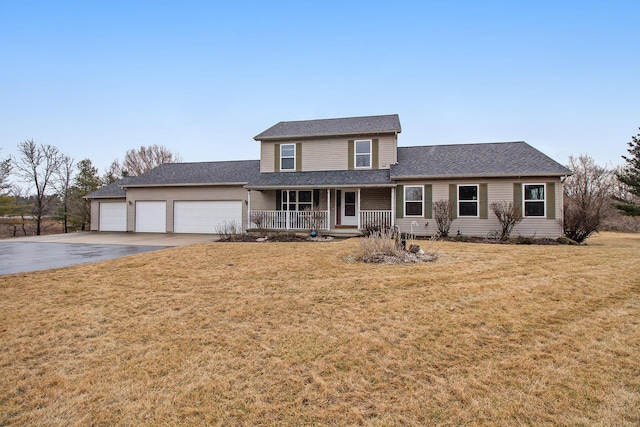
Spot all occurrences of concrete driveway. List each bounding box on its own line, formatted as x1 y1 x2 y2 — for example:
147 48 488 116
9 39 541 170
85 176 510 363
0 232 218 275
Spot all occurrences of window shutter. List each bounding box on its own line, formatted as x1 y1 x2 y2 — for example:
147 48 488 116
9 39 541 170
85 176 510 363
449 184 457 219
348 140 354 170
479 183 488 219
275 190 281 210
396 185 404 218
372 139 379 170
513 183 522 215
296 143 302 172
274 144 280 172
313 189 320 207
424 184 432 219
546 182 556 219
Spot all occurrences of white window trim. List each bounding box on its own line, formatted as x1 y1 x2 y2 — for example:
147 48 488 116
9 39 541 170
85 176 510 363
354 139 372 169
282 190 313 211
404 185 424 217
458 184 479 218
523 183 546 218
280 144 295 171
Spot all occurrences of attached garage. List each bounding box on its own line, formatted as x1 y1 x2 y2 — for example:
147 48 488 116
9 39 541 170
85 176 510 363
99 202 127 231
135 201 167 233
174 201 242 234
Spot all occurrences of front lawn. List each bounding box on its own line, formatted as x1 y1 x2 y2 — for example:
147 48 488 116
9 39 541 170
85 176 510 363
1 233 638 425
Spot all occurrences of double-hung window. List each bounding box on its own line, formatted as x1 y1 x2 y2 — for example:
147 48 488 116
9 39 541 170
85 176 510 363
524 184 545 217
458 185 479 217
405 186 423 217
355 140 371 168
281 144 295 171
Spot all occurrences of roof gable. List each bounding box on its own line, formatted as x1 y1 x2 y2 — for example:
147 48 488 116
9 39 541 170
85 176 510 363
391 142 571 179
254 114 401 141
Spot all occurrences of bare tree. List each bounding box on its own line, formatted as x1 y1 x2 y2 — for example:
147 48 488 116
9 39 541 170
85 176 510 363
55 155 75 233
103 159 125 184
563 155 614 243
490 201 523 240
12 140 64 235
433 199 455 237
121 144 181 176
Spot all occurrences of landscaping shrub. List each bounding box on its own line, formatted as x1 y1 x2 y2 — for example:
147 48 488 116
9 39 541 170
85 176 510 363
433 200 455 237
490 201 523 240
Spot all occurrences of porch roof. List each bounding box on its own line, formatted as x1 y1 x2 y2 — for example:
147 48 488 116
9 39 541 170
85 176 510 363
246 169 394 189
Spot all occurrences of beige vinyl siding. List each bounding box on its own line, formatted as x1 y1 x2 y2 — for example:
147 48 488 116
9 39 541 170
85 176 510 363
248 190 275 211
395 177 564 238
260 134 397 172
126 186 248 232
360 188 392 210
261 143 276 173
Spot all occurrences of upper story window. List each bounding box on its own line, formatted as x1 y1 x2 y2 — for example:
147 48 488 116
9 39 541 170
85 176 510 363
281 144 295 171
458 185 479 217
405 186 423 217
524 184 545 217
355 140 371 168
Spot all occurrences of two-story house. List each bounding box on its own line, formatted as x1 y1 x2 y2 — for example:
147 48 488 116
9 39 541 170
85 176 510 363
87 114 571 237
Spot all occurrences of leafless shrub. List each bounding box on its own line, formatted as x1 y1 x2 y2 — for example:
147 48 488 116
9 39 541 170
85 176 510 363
250 211 267 230
490 201 523 241
215 220 242 240
302 206 325 233
563 155 614 243
433 199 455 237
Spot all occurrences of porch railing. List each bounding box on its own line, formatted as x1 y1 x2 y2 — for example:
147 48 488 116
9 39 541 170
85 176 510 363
360 210 393 231
249 209 392 231
249 210 329 230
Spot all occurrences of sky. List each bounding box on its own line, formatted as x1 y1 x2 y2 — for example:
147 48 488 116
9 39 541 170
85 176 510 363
1 0 639 179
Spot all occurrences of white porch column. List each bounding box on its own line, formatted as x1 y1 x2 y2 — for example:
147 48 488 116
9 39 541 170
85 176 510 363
247 190 251 229
285 189 290 230
391 186 396 228
326 189 331 231
357 188 361 230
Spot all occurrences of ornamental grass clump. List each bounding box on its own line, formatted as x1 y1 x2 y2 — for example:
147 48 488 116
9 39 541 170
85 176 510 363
359 229 404 263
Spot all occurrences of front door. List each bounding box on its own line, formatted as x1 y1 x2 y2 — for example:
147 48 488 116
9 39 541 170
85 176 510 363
340 189 358 226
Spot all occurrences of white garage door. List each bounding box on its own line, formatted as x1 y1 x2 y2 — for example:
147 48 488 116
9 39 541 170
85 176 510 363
135 201 167 233
99 202 127 231
174 201 242 234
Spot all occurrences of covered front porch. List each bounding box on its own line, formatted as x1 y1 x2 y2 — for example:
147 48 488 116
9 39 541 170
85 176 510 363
247 187 395 235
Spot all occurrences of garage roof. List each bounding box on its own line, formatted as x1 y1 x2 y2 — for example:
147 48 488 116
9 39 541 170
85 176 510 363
84 177 132 199
121 160 260 187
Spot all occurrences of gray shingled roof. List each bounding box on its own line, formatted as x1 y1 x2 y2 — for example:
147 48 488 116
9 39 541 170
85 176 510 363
121 160 260 187
254 114 401 141
247 169 394 189
84 177 132 199
391 142 571 179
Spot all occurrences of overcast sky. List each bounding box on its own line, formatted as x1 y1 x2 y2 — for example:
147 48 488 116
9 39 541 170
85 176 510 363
1 0 638 177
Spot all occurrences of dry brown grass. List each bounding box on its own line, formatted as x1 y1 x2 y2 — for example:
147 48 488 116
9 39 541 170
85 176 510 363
1 232 639 425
